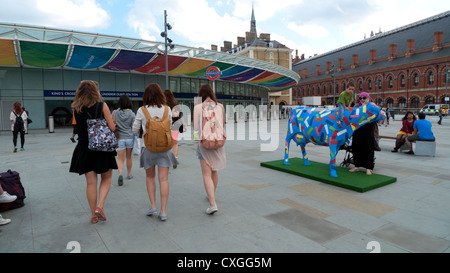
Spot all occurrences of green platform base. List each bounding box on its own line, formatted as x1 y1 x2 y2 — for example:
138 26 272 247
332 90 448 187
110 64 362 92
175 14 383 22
260 157 396 192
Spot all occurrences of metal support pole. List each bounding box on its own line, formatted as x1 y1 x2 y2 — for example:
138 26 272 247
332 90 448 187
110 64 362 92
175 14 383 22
164 10 169 90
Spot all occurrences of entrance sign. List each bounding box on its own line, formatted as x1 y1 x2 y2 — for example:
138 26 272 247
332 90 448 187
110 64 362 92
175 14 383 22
205 66 221 81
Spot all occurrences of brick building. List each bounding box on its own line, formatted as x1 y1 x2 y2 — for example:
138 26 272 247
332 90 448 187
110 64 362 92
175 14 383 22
292 11 450 111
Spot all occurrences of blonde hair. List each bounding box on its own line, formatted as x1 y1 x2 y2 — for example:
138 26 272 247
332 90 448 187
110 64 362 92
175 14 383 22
71 80 102 113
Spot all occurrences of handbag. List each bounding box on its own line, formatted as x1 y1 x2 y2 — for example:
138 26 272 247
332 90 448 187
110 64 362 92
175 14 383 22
86 102 118 152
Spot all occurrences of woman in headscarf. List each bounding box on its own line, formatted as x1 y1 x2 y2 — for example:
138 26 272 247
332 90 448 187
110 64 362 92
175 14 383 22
349 92 377 175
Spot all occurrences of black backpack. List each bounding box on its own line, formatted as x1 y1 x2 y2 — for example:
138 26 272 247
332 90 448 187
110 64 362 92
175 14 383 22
13 112 24 133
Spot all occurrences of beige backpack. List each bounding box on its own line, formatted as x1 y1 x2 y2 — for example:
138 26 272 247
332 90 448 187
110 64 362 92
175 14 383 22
141 106 173 152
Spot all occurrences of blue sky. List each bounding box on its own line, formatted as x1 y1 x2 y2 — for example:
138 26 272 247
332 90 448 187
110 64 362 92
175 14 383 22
0 0 449 59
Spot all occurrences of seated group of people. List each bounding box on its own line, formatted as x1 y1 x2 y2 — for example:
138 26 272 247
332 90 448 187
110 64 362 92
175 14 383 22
392 112 435 155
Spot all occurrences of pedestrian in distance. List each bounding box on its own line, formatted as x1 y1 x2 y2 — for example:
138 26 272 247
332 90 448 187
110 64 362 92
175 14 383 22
70 112 77 143
438 108 443 125
10 102 28 153
163 89 186 168
336 83 355 128
132 83 179 221
112 95 136 186
69 80 118 224
405 112 435 154
193 84 227 215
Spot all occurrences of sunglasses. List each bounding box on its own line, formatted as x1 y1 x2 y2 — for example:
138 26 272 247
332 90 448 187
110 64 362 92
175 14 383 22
360 97 368 100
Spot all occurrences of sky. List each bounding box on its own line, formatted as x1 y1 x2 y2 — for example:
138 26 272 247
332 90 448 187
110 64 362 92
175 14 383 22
1 0 449 60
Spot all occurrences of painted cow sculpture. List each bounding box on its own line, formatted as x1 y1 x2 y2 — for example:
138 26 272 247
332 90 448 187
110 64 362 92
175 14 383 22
283 102 384 177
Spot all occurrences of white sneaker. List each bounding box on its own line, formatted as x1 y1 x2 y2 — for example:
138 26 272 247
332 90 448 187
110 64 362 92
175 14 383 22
0 215 11 225
206 205 218 215
0 191 17 203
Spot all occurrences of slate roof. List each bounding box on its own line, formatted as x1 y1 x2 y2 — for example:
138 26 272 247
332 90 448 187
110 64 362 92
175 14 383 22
293 11 450 82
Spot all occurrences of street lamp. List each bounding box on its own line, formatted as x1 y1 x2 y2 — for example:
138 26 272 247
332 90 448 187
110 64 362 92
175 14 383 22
161 10 175 89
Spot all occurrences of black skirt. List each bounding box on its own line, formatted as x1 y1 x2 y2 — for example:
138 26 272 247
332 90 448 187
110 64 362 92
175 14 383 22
351 122 375 170
69 140 117 175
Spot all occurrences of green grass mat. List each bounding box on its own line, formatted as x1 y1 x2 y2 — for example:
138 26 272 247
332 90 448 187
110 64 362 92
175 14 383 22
260 157 396 192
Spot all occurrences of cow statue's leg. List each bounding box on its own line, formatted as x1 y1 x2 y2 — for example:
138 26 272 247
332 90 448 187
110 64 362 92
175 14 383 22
283 135 293 165
329 143 339 177
300 143 311 166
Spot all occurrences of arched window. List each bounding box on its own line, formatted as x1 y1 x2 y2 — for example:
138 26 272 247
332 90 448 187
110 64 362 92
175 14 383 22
400 75 405 87
414 73 419 86
411 97 420 108
329 84 332 95
425 96 435 104
358 81 362 90
389 76 393 88
386 98 394 108
428 71 434 85
368 79 372 90
398 98 406 109
323 86 326 95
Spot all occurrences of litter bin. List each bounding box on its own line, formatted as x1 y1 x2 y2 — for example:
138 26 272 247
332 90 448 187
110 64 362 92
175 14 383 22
48 115 54 133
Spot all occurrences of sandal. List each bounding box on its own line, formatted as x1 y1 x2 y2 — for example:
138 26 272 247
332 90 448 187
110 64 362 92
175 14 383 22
91 216 99 224
94 207 107 221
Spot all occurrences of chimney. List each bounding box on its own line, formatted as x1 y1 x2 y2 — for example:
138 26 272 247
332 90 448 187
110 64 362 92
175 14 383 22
406 39 415 57
351 54 358 68
432 31 443 52
303 68 308 78
316 65 321 75
298 69 303 78
388 44 397 61
223 41 232 51
211 44 218 51
260 33 271 41
237 37 245 46
369 49 376 64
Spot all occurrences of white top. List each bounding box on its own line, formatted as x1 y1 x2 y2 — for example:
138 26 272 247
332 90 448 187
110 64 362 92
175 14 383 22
132 105 172 134
10 111 28 131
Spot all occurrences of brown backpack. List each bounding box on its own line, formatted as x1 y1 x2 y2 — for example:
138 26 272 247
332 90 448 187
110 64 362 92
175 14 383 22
141 106 173 153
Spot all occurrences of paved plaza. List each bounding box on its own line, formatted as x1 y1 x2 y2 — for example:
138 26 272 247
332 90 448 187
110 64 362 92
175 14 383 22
1 114 450 253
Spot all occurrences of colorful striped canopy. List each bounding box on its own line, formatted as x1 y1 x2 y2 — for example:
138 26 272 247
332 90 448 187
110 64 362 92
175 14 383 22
0 24 299 91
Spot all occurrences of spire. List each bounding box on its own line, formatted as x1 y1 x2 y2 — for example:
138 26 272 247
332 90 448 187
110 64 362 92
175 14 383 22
250 2 257 36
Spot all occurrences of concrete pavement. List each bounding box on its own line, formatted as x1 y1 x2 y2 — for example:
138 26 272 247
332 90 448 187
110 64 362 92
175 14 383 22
1 114 449 253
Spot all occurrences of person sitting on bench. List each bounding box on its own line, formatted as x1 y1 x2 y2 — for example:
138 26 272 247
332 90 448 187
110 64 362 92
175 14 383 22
405 113 435 155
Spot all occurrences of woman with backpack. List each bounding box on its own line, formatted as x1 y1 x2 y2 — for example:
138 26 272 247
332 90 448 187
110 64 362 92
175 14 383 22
69 80 118 224
132 83 178 221
193 84 226 215
10 102 28 152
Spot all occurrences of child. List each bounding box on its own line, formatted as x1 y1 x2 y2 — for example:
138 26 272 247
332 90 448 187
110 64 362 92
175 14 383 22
336 83 355 128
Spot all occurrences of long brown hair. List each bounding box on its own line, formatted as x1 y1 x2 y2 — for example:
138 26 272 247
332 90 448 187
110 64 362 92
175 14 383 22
143 83 166 107
13 102 23 115
163 89 177 109
198 84 217 103
71 80 102 113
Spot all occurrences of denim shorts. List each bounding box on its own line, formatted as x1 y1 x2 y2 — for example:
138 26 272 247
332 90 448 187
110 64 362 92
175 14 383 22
117 138 134 151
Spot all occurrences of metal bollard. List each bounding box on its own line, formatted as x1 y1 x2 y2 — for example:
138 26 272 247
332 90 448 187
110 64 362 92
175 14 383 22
48 115 54 133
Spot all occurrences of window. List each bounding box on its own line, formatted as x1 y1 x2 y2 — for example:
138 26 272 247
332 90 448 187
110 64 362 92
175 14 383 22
425 97 435 104
398 98 406 108
377 78 382 89
323 86 326 95
411 97 420 108
400 75 405 87
359 81 362 90
428 71 434 85
368 79 372 90
389 77 393 88
414 73 419 86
